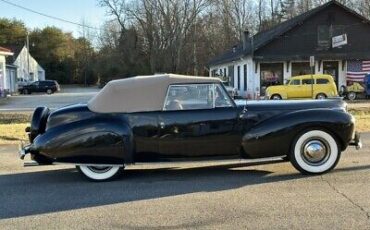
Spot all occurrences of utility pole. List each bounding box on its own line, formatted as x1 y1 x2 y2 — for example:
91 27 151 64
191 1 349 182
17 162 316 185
83 21 87 87
26 32 30 81
193 18 197 76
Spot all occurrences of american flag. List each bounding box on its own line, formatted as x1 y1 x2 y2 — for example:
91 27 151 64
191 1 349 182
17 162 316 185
347 60 370 82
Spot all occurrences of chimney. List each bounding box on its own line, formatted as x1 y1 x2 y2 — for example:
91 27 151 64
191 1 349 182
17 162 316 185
242 30 250 51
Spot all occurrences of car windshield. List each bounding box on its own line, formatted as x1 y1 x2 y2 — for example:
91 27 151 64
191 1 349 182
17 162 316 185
222 81 231 87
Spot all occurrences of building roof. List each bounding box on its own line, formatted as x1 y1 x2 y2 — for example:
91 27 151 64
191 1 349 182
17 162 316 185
0 46 11 53
88 74 220 113
208 0 370 66
0 46 13 57
5 45 24 64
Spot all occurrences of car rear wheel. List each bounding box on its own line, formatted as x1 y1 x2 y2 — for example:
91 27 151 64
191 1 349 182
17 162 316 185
46 89 53 94
271 94 282 100
316 93 327 100
76 165 123 181
290 130 341 174
347 92 356 101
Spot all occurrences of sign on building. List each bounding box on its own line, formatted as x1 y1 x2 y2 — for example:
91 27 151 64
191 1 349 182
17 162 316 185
332 34 348 48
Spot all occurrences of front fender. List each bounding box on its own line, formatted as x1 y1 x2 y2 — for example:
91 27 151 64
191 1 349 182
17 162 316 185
241 109 354 158
31 117 133 164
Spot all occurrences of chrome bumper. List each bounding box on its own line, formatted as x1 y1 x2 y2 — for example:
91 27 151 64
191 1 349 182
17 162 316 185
349 132 362 150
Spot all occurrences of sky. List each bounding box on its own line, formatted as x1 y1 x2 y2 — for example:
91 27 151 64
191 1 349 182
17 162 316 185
0 0 108 37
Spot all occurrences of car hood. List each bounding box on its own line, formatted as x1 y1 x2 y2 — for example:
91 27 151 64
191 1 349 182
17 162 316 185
237 99 346 111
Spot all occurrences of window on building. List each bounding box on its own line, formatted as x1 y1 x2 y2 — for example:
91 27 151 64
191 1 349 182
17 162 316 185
292 62 312 76
211 70 217 77
237 66 241 90
228 65 234 87
219 69 223 76
316 78 329 84
260 63 284 96
318 25 330 49
318 25 345 49
243 64 247 91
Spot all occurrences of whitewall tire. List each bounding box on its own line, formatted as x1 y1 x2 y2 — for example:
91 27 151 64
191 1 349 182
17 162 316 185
316 93 327 100
76 165 123 181
290 130 341 174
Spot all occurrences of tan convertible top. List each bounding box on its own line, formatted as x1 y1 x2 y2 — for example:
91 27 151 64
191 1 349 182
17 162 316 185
87 74 221 113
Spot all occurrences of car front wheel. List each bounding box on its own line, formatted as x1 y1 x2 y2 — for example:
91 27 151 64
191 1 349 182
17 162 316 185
46 89 53 94
290 130 341 174
76 165 123 181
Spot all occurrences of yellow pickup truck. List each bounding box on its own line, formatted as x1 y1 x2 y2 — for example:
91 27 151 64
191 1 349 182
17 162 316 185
265 74 338 100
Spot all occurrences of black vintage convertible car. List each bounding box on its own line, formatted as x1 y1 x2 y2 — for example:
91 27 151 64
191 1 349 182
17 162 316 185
19 74 361 181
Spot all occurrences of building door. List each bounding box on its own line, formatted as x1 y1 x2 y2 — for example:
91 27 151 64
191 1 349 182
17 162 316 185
323 61 339 89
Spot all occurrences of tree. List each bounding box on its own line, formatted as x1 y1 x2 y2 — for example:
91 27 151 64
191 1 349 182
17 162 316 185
0 18 28 46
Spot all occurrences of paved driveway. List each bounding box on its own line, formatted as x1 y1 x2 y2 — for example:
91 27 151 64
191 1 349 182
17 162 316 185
0 86 100 112
0 133 369 229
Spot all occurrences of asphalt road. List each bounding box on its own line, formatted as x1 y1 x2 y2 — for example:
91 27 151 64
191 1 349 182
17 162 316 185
0 134 369 229
0 86 99 112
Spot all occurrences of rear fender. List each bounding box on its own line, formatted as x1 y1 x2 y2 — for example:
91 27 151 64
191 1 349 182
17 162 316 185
241 109 354 158
31 117 134 164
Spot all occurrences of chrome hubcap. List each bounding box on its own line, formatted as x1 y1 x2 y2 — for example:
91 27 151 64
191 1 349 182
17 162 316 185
302 140 329 165
87 166 112 173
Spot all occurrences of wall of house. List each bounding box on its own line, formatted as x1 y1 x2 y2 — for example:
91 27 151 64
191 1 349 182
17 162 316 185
6 67 17 93
255 4 370 61
0 55 6 96
14 47 45 82
210 57 259 99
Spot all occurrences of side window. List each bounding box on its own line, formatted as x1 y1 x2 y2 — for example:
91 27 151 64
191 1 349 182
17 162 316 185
302 79 314 85
215 84 233 108
163 83 233 111
316 79 329 84
164 84 214 111
290 79 301 85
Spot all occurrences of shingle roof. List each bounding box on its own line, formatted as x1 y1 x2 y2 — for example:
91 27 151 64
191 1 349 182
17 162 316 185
208 0 370 66
0 46 12 53
4 45 24 64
